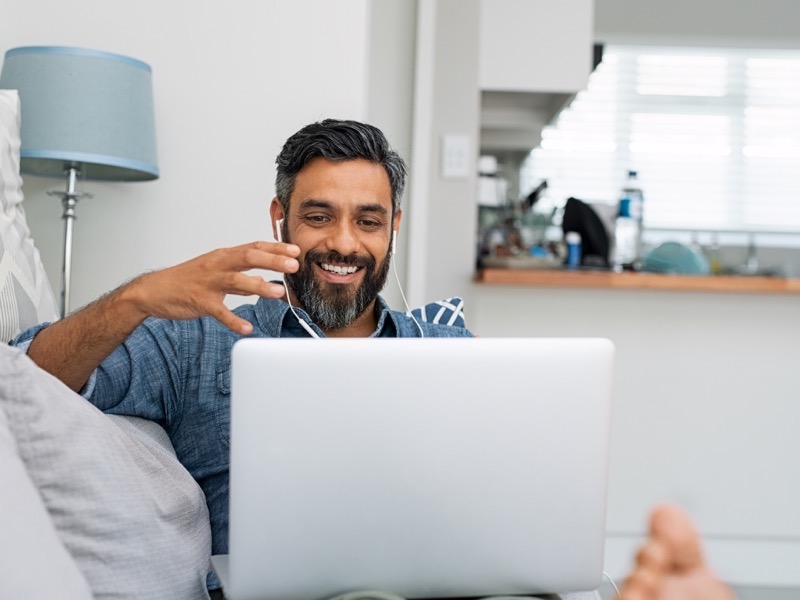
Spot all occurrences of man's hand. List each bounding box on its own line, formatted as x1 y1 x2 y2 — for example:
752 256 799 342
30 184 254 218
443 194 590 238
26 241 300 392
126 241 300 334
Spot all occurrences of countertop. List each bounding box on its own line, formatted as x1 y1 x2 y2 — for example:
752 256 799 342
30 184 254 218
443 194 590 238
476 268 800 294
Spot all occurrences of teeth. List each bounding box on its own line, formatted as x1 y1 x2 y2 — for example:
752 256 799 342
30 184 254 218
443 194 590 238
321 263 359 275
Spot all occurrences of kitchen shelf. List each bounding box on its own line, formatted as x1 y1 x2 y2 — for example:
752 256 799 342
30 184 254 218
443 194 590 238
477 268 800 294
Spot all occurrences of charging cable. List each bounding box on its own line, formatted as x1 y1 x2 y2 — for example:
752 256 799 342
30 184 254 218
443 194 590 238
602 571 621 599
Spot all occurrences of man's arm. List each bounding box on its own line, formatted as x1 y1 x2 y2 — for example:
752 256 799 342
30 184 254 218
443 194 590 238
26 241 299 392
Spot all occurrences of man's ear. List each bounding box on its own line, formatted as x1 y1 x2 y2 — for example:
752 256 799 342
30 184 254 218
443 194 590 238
392 209 402 235
269 198 285 241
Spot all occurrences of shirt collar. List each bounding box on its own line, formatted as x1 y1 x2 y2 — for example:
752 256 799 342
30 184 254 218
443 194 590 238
253 291 397 338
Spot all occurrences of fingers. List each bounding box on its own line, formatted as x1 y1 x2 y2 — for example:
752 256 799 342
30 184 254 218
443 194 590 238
210 305 254 335
139 243 300 331
247 240 300 256
225 241 301 273
224 273 285 299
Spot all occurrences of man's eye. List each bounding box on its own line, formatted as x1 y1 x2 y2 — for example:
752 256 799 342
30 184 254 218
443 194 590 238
359 219 382 228
305 215 329 224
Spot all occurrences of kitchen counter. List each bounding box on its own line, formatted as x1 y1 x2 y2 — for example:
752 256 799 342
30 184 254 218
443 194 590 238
477 268 800 294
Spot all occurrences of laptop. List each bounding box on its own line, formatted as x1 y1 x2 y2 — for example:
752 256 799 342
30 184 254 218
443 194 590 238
213 337 614 600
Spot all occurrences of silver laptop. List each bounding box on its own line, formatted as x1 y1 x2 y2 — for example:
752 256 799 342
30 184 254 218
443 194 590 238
213 337 614 600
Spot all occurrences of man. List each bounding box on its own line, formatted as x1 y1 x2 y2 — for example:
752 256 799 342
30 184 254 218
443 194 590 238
14 119 735 600
13 119 472 593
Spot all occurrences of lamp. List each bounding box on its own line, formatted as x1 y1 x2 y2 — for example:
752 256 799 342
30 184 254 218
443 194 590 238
0 46 158 317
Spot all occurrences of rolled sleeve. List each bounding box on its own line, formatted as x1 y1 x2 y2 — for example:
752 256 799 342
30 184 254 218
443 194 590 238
11 323 98 399
12 318 184 427
10 322 52 351
90 317 184 428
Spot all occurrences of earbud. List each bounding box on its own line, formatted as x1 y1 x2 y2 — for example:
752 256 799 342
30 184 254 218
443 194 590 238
391 230 397 256
274 216 320 339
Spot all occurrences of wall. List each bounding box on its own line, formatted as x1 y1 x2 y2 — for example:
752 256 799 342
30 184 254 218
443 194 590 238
412 0 800 588
0 0 420 312
595 0 800 47
407 0 481 306
471 286 800 587
366 1 418 309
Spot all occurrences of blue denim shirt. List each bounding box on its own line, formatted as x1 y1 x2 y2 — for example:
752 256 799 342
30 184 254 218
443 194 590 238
13 295 472 587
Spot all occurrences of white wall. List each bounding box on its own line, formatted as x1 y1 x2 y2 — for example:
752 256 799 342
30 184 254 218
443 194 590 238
366 1 418 309
471 286 800 587
595 0 800 47
408 0 481 306
1 0 380 311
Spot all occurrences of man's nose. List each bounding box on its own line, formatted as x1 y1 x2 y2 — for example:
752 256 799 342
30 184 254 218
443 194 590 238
326 222 360 256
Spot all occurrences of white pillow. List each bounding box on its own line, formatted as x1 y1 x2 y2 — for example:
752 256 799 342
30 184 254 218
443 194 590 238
0 343 212 599
0 89 59 342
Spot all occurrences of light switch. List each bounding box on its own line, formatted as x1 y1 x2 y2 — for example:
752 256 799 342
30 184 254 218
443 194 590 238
441 134 471 179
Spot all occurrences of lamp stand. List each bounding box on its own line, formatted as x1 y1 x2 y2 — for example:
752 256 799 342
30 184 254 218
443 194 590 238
47 166 92 318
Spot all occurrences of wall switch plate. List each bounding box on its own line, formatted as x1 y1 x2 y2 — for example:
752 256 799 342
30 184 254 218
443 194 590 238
441 134 471 179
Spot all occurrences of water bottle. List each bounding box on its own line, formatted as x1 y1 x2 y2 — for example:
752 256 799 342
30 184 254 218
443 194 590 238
565 231 582 269
612 170 644 271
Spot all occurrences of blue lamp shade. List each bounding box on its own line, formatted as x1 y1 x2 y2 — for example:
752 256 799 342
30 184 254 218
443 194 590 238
0 46 158 181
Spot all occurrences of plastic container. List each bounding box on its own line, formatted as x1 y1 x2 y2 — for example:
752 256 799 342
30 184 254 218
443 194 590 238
566 231 582 269
612 170 644 271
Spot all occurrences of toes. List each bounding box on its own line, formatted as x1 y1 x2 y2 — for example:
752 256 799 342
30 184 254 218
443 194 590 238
649 504 704 571
620 565 661 600
635 538 670 574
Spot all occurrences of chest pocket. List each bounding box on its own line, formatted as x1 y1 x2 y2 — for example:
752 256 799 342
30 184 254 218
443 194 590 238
215 366 231 447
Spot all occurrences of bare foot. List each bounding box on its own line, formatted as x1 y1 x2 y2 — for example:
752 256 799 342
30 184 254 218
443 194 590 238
619 504 735 600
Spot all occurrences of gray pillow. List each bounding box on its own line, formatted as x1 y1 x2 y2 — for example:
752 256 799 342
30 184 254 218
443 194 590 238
0 343 212 599
0 388 92 599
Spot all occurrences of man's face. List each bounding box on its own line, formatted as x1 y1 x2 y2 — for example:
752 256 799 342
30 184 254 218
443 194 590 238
277 157 400 331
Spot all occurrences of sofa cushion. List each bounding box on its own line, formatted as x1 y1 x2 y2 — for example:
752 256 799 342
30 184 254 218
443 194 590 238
0 385 92 599
0 343 212 600
0 89 59 343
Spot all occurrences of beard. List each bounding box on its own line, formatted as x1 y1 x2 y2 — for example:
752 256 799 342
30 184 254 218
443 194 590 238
285 244 392 332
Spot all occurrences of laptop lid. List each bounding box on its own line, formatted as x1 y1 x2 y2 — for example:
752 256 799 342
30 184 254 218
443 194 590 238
224 337 614 600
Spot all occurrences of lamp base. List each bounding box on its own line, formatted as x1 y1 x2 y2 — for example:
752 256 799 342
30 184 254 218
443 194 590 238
46 166 92 317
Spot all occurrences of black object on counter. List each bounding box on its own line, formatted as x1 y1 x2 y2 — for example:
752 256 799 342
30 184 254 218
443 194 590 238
562 197 610 268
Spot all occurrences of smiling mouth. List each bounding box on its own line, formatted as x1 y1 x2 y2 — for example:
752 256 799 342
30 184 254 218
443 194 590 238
319 262 363 275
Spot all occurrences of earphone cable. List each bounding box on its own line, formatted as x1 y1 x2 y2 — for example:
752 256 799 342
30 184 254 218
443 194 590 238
392 257 424 338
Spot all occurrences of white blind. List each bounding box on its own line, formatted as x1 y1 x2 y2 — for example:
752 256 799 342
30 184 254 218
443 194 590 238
521 45 800 234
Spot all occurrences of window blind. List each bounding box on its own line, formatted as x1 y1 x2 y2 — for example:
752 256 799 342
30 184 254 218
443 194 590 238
521 45 800 235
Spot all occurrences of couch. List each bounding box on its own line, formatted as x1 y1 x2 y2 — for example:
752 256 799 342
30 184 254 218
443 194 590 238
0 89 603 600
1 88 214 600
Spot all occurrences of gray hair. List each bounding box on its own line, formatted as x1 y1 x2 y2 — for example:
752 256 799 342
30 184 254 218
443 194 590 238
275 119 407 216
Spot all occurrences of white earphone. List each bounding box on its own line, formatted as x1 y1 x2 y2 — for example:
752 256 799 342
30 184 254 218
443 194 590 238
389 229 424 337
275 217 320 338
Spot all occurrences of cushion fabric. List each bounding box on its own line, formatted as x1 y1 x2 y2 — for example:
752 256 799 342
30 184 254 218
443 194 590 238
0 89 59 343
0 343 212 599
0 388 92 600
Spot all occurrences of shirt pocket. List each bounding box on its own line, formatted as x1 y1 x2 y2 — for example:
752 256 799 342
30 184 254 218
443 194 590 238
215 366 231 448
